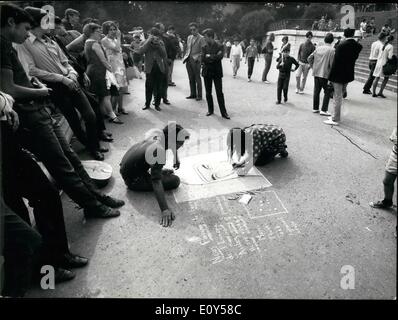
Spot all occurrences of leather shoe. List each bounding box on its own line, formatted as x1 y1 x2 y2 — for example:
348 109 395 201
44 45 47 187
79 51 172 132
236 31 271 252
163 99 171 105
55 268 75 283
186 96 196 99
155 105 161 111
84 204 120 219
195 97 202 101
222 114 231 119
99 146 109 153
142 105 150 110
363 90 372 94
60 253 89 269
206 112 213 116
91 151 104 161
98 195 125 208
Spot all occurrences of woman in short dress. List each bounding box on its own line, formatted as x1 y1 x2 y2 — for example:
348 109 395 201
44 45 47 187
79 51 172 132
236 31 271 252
226 124 288 176
84 23 123 124
101 21 129 114
372 35 394 98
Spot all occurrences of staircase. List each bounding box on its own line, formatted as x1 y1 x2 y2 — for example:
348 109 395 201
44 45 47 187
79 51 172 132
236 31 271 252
354 34 397 92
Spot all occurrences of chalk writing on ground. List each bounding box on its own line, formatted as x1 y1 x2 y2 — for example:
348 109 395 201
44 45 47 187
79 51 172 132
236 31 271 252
183 193 300 265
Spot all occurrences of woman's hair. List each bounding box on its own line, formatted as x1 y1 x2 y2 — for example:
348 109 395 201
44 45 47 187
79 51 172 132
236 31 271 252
227 128 246 158
83 23 101 38
102 21 117 35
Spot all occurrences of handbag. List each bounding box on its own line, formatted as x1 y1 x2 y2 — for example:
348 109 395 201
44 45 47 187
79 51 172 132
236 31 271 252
383 55 397 76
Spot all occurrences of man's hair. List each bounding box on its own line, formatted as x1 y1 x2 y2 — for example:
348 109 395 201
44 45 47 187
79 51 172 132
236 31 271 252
0 3 33 27
82 23 101 38
23 6 47 28
54 16 62 25
202 28 214 38
188 22 198 29
282 36 288 42
324 32 334 44
306 31 313 38
343 27 355 38
149 27 161 37
102 21 117 35
65 8 79 19
82 17 93 27
250 38 255 42
163 123 190 148
378 32 387 41
133 34 140 39
167 25 175 31
269 33 275 41
154 22 164 30
282 46 290 53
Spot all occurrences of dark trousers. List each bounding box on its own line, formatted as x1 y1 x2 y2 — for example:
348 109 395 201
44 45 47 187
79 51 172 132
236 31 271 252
277 75 290 102
203 76 227 116
83 88 106 135
2 204 42 297
383 171 397 203
363 60 377 92
1 123 69 262
125 172 180 192
247 57 255 78
186 57 202 98
46 82 100 152
16 107 102 210
313 77 330 112
145 63 163 107
262 54 272 81
154 61 170 102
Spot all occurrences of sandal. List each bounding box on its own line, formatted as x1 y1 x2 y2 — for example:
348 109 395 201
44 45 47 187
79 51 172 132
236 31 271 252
109 116 123 124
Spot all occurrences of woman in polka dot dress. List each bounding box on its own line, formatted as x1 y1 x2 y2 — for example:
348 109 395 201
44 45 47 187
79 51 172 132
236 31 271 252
227 124 288 175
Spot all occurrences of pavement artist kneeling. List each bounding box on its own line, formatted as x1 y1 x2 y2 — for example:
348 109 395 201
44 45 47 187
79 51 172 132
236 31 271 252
227 124 288 176
120 122 190 227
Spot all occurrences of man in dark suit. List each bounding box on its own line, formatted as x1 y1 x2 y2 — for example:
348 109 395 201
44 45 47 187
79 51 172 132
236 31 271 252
324 28 362 125
154 22 171 105
183 22 206 101
201 28 230 119
136 27 167 111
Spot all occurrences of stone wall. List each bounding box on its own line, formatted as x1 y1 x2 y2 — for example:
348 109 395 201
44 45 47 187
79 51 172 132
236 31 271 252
265 29 361 59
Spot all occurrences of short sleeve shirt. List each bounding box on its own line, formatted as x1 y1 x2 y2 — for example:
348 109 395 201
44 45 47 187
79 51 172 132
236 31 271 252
0 36 34 90
120 139 165 182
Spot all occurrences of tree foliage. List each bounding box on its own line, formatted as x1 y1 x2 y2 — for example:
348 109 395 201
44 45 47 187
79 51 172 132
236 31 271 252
239 9 274 41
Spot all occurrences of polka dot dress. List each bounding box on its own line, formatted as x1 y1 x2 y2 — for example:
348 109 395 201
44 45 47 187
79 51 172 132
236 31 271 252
245 124 287 163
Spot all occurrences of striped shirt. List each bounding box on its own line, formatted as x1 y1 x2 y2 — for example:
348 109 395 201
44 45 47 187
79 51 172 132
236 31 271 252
21 32 77 83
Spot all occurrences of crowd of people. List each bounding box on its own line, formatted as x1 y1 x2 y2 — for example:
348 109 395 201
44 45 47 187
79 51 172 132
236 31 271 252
0 3 396 297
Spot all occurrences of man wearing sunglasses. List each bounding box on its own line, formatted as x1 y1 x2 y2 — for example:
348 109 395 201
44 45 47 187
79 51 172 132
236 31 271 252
182 22 206 101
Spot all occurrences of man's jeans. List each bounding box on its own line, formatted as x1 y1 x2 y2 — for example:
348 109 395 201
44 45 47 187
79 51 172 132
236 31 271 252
313 77 330 112
186 57 202 98
331 82 345 122
296 63 311 91
262 54 272 81
363 59 377 92
231 55 241 76
16 107 102 209
168 59 175 83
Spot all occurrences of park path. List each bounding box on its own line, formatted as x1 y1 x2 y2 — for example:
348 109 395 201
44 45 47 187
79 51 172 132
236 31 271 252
27 56 396 299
